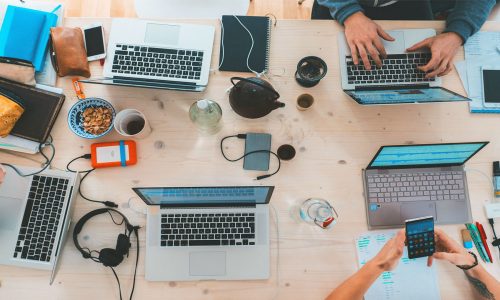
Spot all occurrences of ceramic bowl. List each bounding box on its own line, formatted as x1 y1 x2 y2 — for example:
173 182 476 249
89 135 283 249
67 98 115 139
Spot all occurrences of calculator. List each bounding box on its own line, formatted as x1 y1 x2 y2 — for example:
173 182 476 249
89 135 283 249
405 216 435 259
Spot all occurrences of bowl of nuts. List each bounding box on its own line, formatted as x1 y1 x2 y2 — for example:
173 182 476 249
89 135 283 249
67 98 115 139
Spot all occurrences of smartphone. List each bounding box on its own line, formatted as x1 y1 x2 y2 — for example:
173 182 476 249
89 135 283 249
82 24 106 61
481 67 500 108
243 133 271 171
405 216 435 259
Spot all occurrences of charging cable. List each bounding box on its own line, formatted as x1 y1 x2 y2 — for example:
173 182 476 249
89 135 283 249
66 154 118 208
465 168 500 259
1 135 55 177
220 134 281 180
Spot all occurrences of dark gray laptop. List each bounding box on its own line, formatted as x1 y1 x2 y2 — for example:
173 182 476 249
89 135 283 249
363 142 488 229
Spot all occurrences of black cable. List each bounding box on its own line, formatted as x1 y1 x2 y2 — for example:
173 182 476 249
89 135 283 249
66 154 118 208
110 267 123 300
220 134 281 180
130 227 140 300
1 135 55 177
488 218 500 260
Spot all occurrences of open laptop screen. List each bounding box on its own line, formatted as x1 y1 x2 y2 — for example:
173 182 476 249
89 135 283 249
367 142 488 169
346 87 470 105
132 186 274 206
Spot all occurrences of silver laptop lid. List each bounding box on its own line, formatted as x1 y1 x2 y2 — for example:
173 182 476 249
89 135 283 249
132 186 274 207
366 142 489 170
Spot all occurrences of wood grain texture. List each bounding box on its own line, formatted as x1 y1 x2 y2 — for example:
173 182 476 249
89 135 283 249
1 18 500 300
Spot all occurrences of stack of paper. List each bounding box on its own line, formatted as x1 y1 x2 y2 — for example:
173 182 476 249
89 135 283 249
455 31 500 113
0 0 64 86
355 231 441 300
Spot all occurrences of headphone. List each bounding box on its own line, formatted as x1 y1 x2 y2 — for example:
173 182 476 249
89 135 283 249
73 208 140 300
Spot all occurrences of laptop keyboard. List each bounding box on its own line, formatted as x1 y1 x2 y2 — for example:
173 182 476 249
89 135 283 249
346 53 435 85
160 213 256 247
160 187 256 198
112 44 204 80
367 171 465 203
13 175 68 262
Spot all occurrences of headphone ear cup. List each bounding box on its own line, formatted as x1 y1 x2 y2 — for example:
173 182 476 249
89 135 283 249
115 233 131 256
99 248 124 267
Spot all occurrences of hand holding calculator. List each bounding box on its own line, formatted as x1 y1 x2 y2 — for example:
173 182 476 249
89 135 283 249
405 216 436 259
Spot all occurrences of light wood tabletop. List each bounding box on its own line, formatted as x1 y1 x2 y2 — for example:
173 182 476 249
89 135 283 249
1 17 500 300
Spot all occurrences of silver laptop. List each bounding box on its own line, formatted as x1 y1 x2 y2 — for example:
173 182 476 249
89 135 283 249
81 18 215 91
363 142 488 229
132 186 274 281
0 165 79 282
338 29 470 105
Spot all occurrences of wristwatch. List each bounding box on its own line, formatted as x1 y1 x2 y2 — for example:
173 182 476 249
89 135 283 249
456 252 478 270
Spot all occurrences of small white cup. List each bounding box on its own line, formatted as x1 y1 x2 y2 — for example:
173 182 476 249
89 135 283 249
113 109 152 139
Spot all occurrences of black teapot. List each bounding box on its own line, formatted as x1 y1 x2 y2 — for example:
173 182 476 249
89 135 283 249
229 77 285 119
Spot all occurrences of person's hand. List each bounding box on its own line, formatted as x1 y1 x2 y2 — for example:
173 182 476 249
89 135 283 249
0 165 5 185
344 12 394 70
427 228 476 267
370 229 405 271
407 32 463 79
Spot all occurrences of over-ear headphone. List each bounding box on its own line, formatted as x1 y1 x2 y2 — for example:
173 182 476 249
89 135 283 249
73 208 140 300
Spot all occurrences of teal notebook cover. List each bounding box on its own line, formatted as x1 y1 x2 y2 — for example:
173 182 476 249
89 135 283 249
0 6 58 71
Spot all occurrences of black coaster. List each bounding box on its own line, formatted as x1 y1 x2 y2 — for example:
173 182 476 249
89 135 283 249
277 144 296 161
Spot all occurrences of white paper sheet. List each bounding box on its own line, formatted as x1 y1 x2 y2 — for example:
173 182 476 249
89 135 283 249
356 231 441 300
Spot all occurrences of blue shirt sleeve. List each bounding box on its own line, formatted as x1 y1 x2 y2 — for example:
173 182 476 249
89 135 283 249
316 0 364 24
444 0 495 43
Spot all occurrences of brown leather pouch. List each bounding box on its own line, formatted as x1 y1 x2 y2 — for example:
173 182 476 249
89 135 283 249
0 88 24 137
49 27 90 78
0 57 36 86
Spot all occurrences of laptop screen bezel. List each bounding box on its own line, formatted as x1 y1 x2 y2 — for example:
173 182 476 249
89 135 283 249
366 142 489 170
344 86 471 105
132 186 275 207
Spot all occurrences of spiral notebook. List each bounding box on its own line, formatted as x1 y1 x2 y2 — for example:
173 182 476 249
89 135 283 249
219 15 271 73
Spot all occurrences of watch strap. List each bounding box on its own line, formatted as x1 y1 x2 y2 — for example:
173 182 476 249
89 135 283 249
456 251 478 270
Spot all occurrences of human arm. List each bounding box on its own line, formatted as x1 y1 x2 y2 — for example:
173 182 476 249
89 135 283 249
429 228 500 299
407 0 495 78
316 0 363 25
325 230 405 300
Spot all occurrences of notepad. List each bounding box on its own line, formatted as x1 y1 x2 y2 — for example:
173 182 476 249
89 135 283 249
0 5 58 71
356 231 441 300
219 15 271 74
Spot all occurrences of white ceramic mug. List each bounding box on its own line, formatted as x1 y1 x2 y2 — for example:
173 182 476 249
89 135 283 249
113 109 152 139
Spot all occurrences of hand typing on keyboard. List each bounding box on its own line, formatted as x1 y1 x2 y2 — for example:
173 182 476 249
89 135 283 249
406 32 463 78
344 12 394 70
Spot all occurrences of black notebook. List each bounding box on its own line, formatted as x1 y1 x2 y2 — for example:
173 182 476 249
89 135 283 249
0 78 65 143
219 15 271 73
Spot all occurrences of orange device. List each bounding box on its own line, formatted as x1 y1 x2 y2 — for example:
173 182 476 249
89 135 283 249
90 140 137 168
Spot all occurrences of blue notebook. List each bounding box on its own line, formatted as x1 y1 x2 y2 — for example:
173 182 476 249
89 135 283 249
0 5 58 71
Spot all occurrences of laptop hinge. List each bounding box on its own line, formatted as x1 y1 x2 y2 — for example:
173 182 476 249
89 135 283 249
354 83 430 91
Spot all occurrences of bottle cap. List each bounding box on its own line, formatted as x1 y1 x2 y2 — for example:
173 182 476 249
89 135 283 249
494 161 500 176
197 99 209 110
277 144 296 161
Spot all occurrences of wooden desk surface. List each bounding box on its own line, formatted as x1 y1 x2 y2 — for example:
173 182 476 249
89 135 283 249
1 18 500 300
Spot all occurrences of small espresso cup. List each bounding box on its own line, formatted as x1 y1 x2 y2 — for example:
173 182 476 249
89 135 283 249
296 94 315 111
113 109 152 139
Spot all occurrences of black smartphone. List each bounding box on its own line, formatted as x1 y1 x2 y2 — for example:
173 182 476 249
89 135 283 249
405 216 435 259
243 133 271 171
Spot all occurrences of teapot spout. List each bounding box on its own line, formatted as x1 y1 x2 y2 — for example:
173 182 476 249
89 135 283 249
276 102 285 108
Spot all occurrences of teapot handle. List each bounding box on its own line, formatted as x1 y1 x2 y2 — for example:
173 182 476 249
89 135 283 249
230 77 280 99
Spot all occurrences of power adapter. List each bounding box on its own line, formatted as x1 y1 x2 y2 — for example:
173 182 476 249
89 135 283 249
485 202 500 219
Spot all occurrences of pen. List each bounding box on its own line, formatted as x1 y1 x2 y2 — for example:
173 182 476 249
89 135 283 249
476 222 493 263
466 223 490 263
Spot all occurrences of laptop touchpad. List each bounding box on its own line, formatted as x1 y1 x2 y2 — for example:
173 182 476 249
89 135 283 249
189 251 226 276
400 202 436 222
383 31 405 54
145 23 180 45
